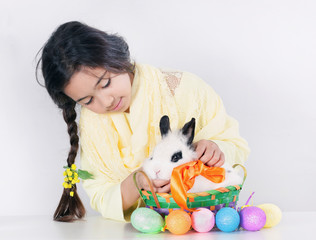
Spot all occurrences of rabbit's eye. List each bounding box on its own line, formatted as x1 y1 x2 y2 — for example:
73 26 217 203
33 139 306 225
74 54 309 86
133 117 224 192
171 151 182 162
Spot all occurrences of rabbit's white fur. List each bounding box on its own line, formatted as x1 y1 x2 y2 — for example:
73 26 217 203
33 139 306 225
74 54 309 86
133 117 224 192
142 117 243 193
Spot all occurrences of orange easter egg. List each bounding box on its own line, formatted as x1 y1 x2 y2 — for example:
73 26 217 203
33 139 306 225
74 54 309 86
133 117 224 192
166 210 191 235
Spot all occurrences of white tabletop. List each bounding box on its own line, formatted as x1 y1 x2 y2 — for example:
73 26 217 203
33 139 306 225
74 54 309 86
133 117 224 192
0 212 314 239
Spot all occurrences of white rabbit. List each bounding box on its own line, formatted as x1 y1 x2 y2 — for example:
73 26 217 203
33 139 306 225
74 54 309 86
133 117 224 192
142 115 243 193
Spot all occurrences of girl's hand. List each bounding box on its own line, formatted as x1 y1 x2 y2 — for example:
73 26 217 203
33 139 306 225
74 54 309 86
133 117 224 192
193 140 225 167
137 170 171 193
152 179 170 193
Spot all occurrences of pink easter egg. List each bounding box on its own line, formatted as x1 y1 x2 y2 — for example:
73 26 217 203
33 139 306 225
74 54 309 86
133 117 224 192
191 208 215 233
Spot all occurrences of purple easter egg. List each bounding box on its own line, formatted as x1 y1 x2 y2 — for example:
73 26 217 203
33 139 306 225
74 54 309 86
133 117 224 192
240 206 266 231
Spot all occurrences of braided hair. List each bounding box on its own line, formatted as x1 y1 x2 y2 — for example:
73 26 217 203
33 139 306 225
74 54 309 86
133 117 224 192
36 21 135 222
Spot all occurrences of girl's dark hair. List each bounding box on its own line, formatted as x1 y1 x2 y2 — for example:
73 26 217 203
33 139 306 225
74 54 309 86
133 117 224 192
36 21 135 222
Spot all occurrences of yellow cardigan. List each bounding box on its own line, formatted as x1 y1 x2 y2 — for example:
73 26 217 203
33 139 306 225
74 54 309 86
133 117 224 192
79 64 250 222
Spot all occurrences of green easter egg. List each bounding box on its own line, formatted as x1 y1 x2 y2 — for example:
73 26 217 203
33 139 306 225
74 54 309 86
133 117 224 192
131 208 164 233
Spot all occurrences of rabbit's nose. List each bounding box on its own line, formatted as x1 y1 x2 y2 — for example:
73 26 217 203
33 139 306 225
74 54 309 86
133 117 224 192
155 170 160 176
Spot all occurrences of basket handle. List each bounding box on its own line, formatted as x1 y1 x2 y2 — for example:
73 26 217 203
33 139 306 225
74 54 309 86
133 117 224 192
232 164 247 187
133 170 161 209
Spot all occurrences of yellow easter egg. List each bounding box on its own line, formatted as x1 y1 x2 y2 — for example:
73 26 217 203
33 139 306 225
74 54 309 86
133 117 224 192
257 204 282 228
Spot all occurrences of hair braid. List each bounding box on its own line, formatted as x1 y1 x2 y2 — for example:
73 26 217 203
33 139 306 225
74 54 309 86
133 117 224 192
63 103 79 166
53 102 85 222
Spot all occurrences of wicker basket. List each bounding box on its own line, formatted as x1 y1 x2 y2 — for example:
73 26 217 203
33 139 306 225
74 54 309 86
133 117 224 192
134 164 247 215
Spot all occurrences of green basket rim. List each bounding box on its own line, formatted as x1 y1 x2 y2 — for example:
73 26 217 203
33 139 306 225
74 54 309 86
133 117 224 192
141 184 243 209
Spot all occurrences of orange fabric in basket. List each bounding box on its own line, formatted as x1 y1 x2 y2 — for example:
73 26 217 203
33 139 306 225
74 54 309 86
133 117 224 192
170 160 225 211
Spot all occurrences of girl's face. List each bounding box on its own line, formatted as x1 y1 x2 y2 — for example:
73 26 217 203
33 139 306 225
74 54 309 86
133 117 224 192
64 67 133 114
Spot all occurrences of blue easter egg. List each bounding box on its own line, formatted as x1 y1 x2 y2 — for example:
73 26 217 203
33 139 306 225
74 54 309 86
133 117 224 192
131 208 164 233
215 207 240 232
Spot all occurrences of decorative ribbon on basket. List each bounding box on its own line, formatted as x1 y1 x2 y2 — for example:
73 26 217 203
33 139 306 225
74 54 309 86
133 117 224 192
170 160 226 211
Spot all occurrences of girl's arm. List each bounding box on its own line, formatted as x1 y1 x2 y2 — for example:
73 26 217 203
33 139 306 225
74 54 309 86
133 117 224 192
175 71 250 166
121 170 170 210
120 171 140 211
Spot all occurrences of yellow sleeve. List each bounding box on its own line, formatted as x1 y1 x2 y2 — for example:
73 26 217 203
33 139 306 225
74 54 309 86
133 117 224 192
80 151 138 222
78 108 139 222
176 72 250 166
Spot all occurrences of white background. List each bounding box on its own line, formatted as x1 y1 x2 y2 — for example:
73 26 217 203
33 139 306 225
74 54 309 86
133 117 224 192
0 0 315 217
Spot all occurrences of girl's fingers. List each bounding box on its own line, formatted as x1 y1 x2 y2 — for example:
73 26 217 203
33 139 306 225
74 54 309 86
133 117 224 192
200 147 215 164
206 149 221 166
156 183 171 193
195 143 206 160
152 179 170 188
140 180 150 191
213 153 225 167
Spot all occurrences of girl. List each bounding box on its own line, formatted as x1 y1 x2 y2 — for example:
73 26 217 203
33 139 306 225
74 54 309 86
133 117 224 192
36 21 250 222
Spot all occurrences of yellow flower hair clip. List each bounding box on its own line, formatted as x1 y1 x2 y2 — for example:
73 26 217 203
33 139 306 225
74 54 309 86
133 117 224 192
62 164 94 197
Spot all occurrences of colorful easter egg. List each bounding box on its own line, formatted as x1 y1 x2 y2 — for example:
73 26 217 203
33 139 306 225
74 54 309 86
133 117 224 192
257 204 282 228
131 207 164 233
239 206 266 231
191 208 215 233
215 207 240 232
166 210 192 235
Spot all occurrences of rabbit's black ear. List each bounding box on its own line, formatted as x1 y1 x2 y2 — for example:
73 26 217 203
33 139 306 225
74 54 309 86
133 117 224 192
181 118 195 145
159 115 171 137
